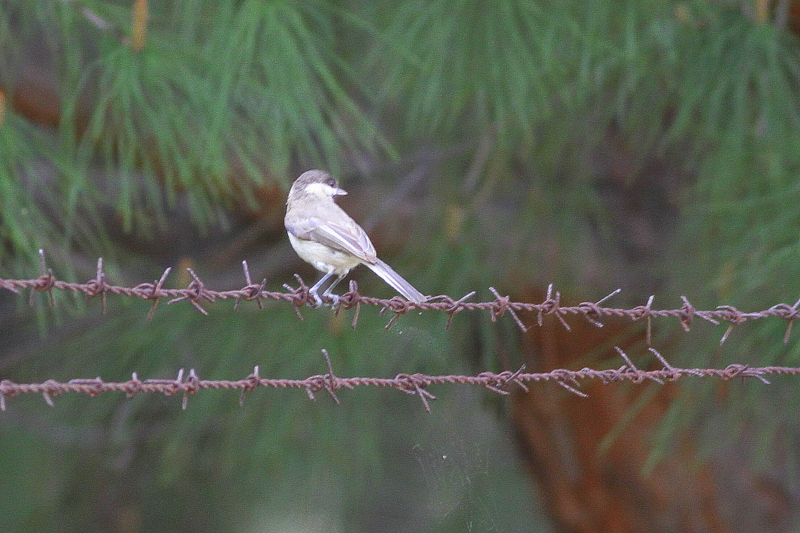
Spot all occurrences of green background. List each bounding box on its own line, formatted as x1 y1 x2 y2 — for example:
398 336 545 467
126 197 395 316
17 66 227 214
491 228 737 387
2 0 800 530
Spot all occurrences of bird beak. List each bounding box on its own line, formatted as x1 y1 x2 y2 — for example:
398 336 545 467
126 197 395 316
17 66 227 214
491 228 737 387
334 188 347 196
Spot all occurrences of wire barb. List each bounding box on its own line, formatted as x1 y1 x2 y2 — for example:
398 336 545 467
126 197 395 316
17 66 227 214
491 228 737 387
489 287 527 332
320 349 340 404
144 267 172 321
31 249 56 307
83 257 109 314
782 298 800 344
168 268 210 315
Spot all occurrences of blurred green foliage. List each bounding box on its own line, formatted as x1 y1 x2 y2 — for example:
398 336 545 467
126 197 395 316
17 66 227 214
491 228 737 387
2 0 800 530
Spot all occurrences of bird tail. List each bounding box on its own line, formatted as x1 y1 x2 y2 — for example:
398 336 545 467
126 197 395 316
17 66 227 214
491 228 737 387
366 259 426 303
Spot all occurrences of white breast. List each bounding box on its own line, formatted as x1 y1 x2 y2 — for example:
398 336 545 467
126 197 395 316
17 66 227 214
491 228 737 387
288 233 362 275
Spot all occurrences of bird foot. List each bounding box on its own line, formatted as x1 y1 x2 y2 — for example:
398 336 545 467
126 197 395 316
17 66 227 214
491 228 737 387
308 290 324 308
309 290 341 308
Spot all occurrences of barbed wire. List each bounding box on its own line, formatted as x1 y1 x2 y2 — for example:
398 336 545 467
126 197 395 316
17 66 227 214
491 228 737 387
1 348 796 413
2 251 800 345
3 252 800 411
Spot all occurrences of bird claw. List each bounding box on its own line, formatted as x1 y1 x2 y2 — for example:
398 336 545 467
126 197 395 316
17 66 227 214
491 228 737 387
309 290 340 308
309 291 324 308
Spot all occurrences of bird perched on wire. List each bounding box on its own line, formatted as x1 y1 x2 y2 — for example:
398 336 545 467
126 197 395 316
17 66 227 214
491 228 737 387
285 169 426 306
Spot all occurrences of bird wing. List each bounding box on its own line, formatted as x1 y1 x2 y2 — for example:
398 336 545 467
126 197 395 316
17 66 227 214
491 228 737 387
286 215 377 263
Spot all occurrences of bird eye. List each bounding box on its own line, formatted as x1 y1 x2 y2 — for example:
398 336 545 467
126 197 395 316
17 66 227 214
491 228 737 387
326 177 336 187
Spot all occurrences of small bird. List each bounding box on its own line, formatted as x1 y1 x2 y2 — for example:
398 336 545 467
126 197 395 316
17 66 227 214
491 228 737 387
285 170 426 305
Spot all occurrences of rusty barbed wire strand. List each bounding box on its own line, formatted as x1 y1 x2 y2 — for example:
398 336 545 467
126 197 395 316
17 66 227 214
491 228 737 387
0 348 796 413
2 251 800 345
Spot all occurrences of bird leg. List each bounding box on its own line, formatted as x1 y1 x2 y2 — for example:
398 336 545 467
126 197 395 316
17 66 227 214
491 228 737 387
308 272 334 307
321 275 345 306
